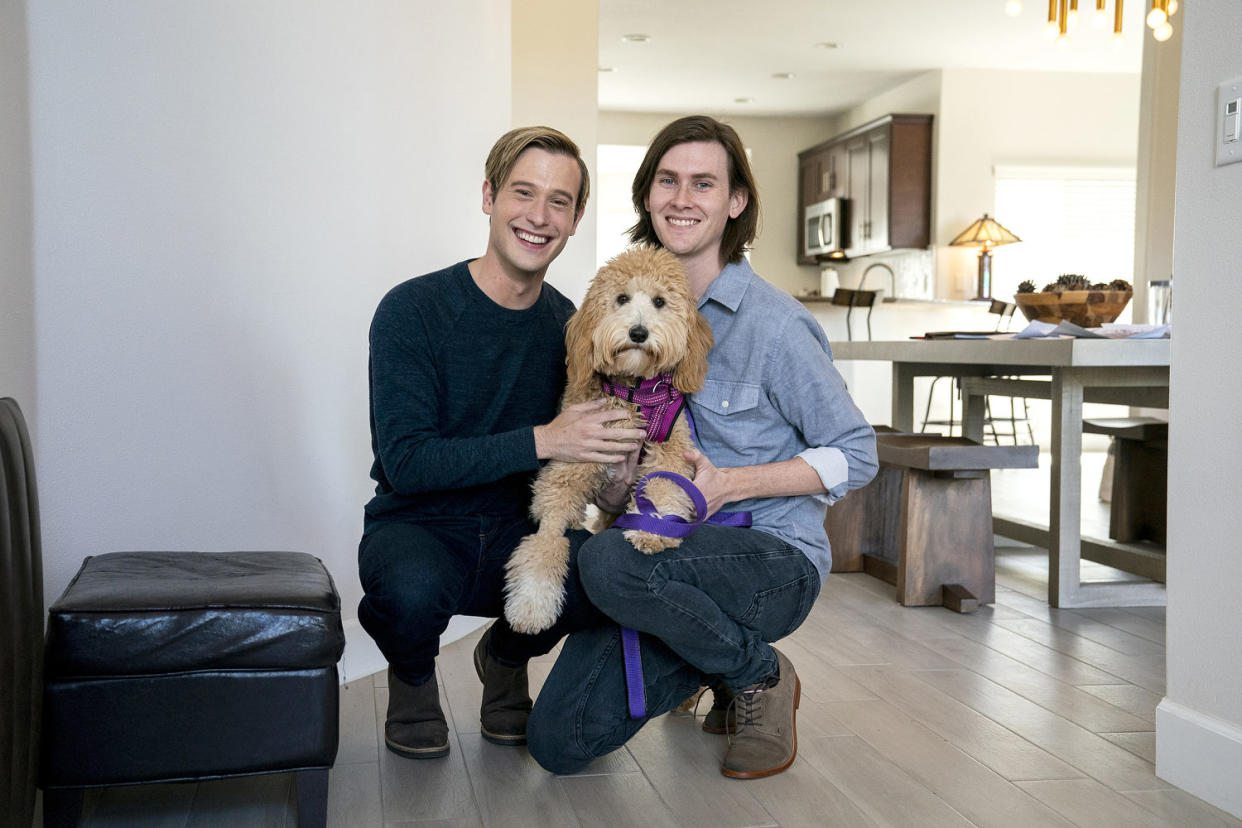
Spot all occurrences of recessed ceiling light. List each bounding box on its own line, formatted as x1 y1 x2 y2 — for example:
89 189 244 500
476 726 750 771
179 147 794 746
734 97 754 104
814 41 840 49
621 33 651 43
772 72 796 80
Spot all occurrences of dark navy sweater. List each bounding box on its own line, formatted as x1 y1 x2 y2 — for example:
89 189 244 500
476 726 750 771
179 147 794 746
364 260 575 530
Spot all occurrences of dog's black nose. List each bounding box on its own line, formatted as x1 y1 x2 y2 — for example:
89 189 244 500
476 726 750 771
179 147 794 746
628 325 648 344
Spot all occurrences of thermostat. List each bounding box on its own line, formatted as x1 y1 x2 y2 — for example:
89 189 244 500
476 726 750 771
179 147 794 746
1218 77 1242 167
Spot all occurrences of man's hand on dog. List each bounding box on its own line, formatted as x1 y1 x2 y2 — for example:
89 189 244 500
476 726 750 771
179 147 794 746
595 443 641 514
534 399 646 464
683 448 735 519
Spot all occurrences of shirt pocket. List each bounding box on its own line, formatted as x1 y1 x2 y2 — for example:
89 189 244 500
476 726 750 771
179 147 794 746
693 379 761 418
690 379 765 458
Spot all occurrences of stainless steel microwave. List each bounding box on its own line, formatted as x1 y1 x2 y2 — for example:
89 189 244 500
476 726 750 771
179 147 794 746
804 197 846 259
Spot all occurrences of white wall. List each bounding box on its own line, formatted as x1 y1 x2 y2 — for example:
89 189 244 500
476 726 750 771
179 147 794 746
513 0 599 304
598 110 837 297
1131 22 1182 323
1157 1 1242 818
831 69 942 134
26 1 511 679
0 0 35 421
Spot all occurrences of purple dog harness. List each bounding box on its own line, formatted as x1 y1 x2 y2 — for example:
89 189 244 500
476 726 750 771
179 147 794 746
598 373 686 447
599 373 752 719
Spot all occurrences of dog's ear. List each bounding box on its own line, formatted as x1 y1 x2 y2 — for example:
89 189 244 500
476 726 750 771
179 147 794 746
673 308 714 393
563 297 599 403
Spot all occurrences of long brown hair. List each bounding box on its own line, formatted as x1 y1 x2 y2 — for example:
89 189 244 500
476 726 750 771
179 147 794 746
627 116 760 264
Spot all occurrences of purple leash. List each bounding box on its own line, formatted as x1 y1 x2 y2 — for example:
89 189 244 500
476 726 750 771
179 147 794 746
611 470 752 719
595 376 753 720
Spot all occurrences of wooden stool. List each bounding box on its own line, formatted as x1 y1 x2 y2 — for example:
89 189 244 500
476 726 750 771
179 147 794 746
1083 417 1168 544
828 426 906 574
828 432 1037 612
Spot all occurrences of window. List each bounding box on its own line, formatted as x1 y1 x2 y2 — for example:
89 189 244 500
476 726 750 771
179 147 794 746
992 165 1136 316
595 144 647 270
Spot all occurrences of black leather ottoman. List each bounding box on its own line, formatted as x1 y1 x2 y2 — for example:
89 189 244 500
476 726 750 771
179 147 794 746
40 551 345 827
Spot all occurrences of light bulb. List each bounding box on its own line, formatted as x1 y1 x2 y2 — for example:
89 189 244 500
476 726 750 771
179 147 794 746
1146 7 1167 28
1045 20 1060 37
1153 21 1173 40
1056 32 1071 50
1093 9 1108 28
1167 0 1179 14
1067 8 1080 26
1005 0 1023 16
1112 31 1126 48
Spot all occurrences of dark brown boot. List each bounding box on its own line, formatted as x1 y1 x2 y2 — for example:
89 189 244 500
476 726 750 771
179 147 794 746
702 681 736 734
473 625 532 746
721 648 800 779
385 667 449 759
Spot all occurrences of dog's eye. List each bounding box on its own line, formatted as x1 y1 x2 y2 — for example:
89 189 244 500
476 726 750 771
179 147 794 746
652 297 666 309
616 294 630 305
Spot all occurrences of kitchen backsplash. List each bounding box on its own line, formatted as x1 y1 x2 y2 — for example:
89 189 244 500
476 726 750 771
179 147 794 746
810 249 935 301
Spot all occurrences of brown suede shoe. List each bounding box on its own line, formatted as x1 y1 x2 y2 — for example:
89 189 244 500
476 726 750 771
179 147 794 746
385 667 449 759
702 681 737 735
473 625 533 746
720 648 800 779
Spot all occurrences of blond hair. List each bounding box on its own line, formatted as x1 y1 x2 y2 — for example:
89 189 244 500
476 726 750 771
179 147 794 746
484 126 590 212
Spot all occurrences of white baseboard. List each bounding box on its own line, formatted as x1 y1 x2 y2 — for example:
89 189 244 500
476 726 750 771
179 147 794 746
338 616 490 685
1156 698 1242 819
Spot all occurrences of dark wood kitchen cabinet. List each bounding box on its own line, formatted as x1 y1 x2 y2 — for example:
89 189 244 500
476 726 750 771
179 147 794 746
796 113 931 264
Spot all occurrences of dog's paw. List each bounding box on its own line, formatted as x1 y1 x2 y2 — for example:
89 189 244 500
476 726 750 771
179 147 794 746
503 534 569 634
624 528 682 555
504 594 558 635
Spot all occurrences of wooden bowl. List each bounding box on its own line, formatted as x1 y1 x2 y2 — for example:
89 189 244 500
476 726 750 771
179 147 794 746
1013 289 1132 327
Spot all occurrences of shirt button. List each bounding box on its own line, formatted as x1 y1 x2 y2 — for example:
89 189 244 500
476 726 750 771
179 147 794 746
721 400 730 409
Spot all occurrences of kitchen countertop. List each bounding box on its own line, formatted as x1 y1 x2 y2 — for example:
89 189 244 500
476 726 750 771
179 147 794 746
796 294 986 308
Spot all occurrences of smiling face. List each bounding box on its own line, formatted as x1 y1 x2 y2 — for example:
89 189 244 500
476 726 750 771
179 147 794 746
481 147 584 283
643 140 748 282
563 246 713 398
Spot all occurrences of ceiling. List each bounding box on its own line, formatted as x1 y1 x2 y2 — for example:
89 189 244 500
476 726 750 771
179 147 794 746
598 0 1148 116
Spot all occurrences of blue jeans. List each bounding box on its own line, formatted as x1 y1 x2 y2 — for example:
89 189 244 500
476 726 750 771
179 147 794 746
526 525 820 774
357 515 600 687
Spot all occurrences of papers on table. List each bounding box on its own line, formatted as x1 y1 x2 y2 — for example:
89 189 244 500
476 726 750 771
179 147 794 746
919 331 1009 339
1011 320 1171 340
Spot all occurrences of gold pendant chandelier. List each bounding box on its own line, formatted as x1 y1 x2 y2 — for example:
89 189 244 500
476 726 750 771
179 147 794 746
1004 0 1179 50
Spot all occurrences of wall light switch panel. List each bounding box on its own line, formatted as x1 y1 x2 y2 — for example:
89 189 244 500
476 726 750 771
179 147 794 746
1218 77 1242 167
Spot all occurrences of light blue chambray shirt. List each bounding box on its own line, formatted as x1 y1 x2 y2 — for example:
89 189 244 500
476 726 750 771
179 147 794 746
687 259 878 581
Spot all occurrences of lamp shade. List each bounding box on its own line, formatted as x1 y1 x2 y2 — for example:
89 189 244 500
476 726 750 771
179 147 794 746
949 214 1021 301
949 214 1021 249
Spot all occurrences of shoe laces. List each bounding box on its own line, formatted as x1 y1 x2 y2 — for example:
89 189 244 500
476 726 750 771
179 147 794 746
685 685 710 718
726 685 767 744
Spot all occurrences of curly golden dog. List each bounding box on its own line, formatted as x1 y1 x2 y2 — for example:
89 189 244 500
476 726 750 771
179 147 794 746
503 246 714 634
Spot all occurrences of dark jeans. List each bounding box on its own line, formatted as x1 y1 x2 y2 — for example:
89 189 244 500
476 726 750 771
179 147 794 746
357 515 600 687
526 524 820 774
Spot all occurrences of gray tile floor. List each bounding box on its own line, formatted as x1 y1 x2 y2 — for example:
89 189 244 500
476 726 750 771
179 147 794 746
47 454 1234 828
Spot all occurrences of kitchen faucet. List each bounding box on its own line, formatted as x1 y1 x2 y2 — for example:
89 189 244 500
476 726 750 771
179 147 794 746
859 262 898 302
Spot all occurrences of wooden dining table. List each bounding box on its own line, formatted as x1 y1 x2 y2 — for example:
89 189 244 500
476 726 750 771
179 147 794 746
831 336 1170 608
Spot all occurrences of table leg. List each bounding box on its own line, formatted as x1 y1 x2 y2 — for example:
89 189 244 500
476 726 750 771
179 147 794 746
962 386 986 443
892 364 917 432
1049 368 1084 607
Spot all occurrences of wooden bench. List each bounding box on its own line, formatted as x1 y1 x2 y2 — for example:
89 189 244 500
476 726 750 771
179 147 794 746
828 431 1038 612
1083 416 1168 544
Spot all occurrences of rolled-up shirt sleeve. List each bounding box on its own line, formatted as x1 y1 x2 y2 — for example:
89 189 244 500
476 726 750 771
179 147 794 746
768 313 878 504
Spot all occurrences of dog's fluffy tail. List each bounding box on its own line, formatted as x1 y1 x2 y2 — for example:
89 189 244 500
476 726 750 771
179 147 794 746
503 531 570 635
